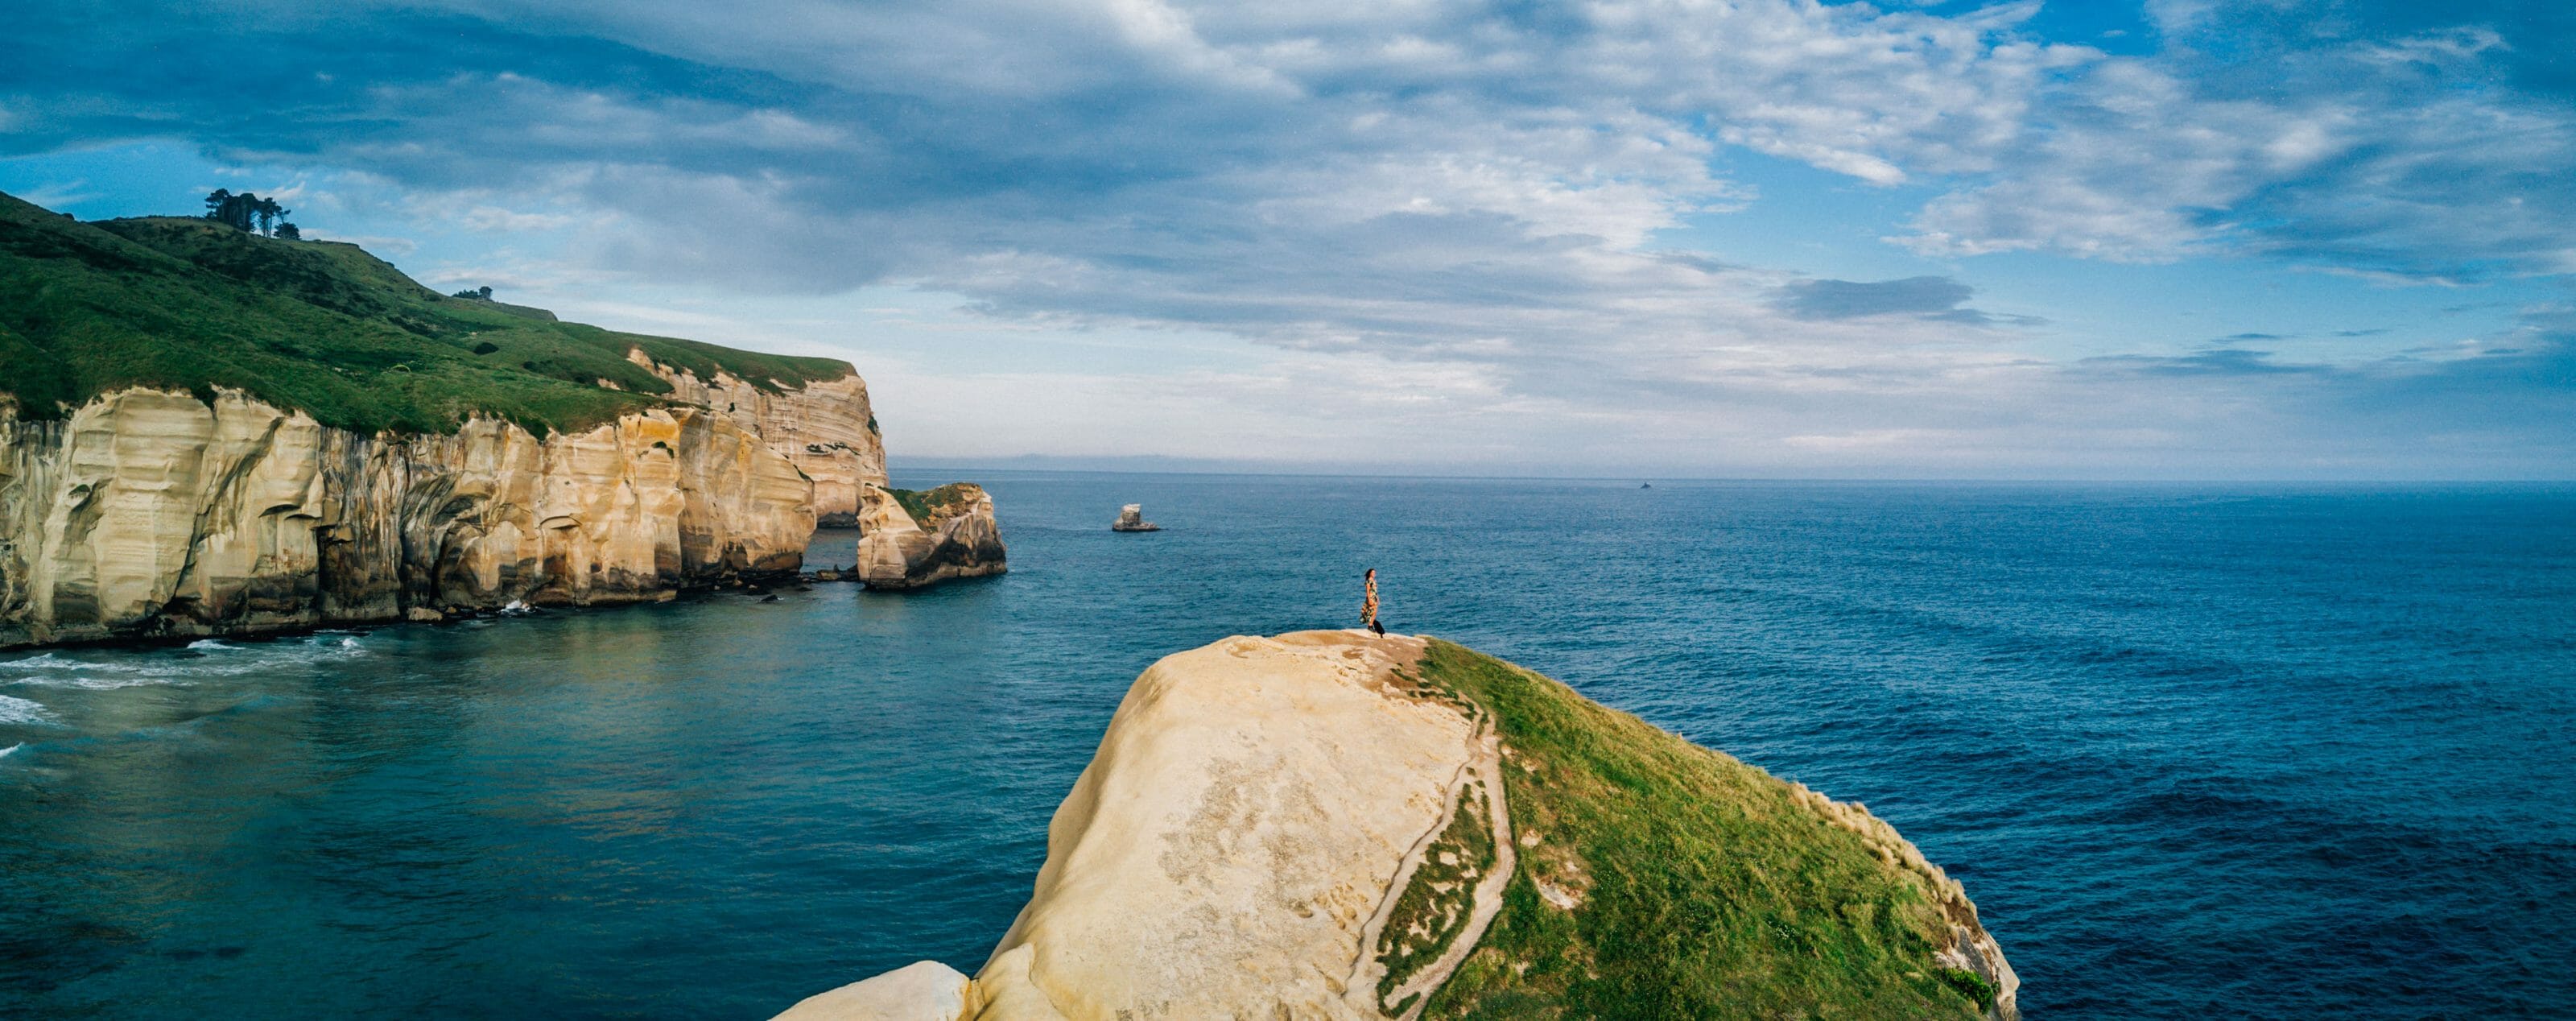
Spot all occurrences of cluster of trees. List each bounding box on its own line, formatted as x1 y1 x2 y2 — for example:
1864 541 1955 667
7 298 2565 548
452 286 494 300
203 189 299 239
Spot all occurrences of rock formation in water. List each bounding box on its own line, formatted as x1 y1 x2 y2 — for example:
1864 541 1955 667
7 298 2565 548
0 188 1003 646
1108 503 1158 531
777 631 2019 1021
853 482 1007 589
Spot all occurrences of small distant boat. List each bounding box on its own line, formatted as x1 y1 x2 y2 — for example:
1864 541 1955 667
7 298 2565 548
1112 503 1162 532
1641 482 1652 489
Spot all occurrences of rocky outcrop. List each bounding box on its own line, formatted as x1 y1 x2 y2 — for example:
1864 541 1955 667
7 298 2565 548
781 632 1468 1021
622 352 1008 589
1108 504 1158 531
0 386 815 647
852 483 1006 590
629 350 886 526
778 631 2018 1021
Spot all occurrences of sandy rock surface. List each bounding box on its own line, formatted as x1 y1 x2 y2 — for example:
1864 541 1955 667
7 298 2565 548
774 961 976 1021
782 630 1500 1021
0 381 842 647
627 350 886 525
852 484 1006 589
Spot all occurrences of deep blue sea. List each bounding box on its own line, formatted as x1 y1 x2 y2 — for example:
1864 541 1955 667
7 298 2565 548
3 475 2572 1018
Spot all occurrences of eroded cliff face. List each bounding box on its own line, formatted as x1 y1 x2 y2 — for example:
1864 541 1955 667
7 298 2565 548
0 386 815 647
629 350 886 525
621 349 1009 589
853 482 1007 589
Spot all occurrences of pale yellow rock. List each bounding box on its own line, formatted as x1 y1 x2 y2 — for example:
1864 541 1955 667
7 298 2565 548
774 961 976 1021
0 386 821 647
629 350 886 524
784 630 1498 1021
853 483 1005 589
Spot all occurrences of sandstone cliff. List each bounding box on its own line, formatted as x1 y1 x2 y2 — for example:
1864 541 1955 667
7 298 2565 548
0 386 816 647
628 350 886 525
852 482 1007 589
777 632 2018 1021
0 188 1016 643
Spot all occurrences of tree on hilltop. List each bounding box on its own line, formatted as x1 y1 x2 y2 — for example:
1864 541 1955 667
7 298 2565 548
201 189 295 238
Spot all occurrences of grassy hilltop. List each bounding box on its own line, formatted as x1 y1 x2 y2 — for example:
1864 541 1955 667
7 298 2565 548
0 191 853 436
1410 640 2004 1019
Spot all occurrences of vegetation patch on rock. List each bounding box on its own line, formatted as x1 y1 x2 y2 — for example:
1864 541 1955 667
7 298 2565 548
1376 775 1500 1006
1403 639 2009 1020
883 483 985 529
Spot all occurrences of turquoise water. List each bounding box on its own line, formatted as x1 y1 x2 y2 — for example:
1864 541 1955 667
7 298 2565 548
4 475 2572 1017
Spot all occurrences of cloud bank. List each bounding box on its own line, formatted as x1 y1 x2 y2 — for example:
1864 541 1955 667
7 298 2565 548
3 0 2571 475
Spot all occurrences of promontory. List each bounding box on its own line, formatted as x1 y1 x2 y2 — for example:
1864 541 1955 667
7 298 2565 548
0 190 1001 647
779 630 2018 1020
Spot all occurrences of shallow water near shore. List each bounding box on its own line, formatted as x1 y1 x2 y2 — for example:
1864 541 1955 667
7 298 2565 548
3 475 2572 1018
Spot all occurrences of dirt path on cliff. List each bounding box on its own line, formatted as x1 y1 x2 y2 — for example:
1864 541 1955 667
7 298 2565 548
1306 630 1518 1020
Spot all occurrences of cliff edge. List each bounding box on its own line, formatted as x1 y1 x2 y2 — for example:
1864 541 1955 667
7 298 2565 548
778 631 2017 1020
0 190 1001 645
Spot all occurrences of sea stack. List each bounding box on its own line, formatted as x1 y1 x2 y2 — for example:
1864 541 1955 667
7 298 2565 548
852 482 1008 589
1109 503 1160 532
778 631 2017 1020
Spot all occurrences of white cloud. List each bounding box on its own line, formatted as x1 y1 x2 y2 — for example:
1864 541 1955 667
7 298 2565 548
12 0 2574 474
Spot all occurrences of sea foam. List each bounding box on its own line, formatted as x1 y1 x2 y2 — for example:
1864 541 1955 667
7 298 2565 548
0 694 56 725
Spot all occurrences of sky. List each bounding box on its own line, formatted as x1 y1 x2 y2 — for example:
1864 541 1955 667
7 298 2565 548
5 1 2573 478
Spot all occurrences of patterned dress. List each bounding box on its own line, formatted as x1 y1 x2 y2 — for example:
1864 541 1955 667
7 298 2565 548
1362 569 1379 630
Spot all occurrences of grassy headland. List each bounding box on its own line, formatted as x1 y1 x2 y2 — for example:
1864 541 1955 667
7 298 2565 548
1410 640 1997 1019
0 191 852 436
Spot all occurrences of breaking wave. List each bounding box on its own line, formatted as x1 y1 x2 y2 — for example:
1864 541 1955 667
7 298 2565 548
5 632 366 690
0 693 55 725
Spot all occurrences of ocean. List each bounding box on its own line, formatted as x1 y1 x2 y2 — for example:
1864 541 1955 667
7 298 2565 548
3 474 2571 1018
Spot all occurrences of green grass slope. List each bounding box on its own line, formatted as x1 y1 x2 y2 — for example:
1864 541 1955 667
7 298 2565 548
0 191 853 436
881 483 985 527
1410 640 2001 1019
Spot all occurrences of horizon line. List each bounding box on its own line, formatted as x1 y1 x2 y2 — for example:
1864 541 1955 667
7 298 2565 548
884 457 2576 486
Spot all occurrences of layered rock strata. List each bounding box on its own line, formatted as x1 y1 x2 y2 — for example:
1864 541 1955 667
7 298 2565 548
777 630 2018 1021
852 483 1007 589
629 350 887 525
0 386 815 647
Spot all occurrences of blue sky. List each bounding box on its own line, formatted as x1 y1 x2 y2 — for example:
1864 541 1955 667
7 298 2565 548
5 0 2571 477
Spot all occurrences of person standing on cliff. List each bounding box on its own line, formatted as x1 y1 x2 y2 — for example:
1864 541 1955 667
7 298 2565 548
1362 568 1384 636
